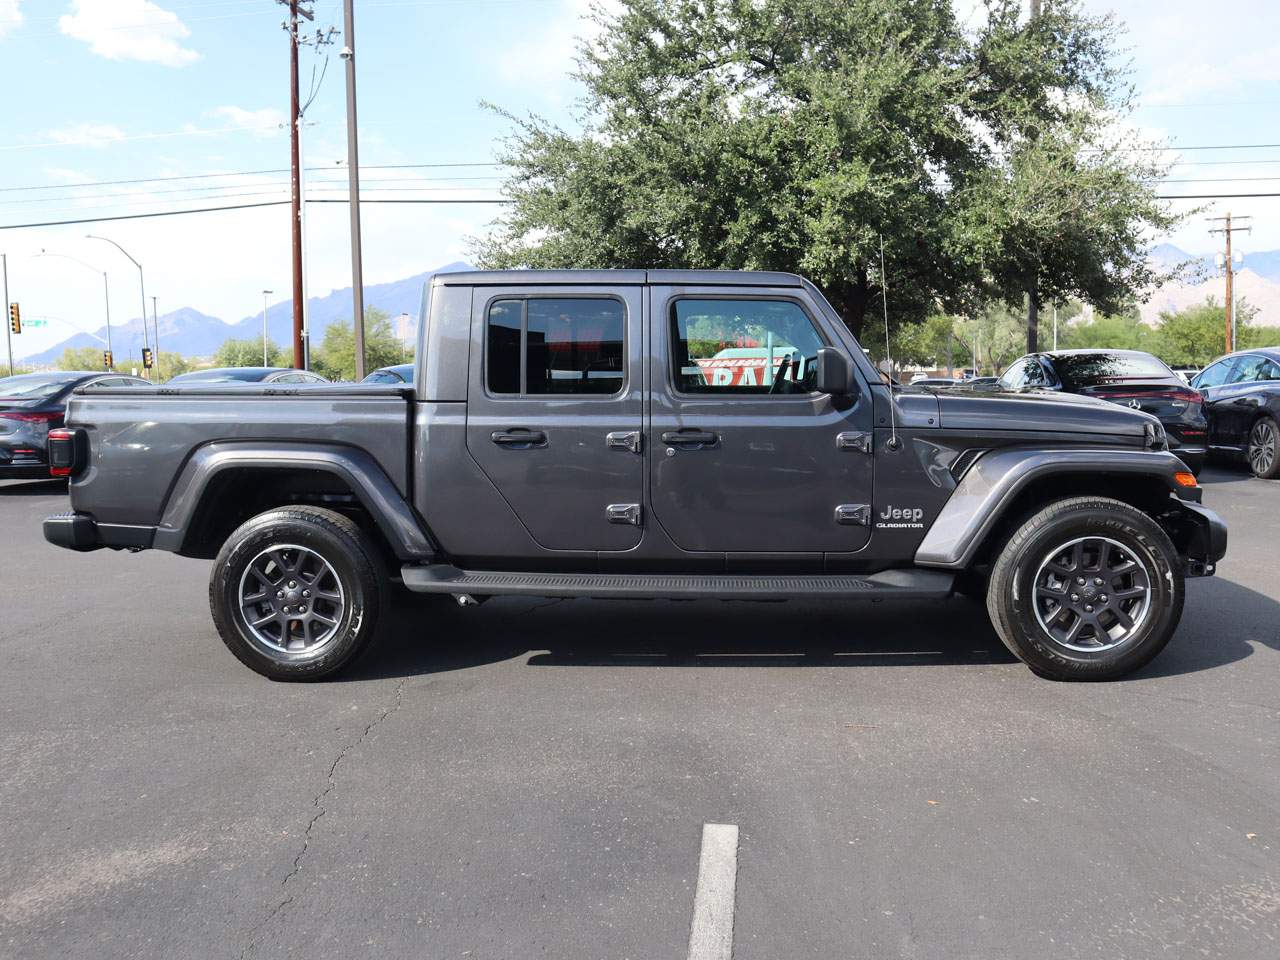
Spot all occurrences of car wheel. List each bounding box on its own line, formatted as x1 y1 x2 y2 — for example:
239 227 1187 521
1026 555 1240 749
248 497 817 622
986 496 1184 681
210 506 386 681
1246 415 1280 479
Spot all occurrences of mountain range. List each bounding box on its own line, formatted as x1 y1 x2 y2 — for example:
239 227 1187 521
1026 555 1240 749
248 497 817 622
21 261 472 365
22 246 1280 364
1141 244 1280 327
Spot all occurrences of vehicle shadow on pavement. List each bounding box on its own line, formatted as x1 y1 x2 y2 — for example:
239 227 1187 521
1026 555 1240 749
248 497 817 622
1129 575 1280 680
0 479 68 496
349 574 1280 682
346 596 1020 682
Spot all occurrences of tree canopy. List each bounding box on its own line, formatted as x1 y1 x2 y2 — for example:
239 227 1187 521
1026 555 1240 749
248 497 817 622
312 308 411 382
57 346 111 372
476 0 1180 342
214 338 286 368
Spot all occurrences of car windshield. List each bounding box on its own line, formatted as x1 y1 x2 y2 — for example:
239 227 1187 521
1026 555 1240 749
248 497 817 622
170 369 272 383
0 373 78 399
1052 353 1173 390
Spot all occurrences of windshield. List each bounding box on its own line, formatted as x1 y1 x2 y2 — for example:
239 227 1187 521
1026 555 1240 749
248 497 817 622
169 369 271 383
0 373 78 399
1053 353 1173 390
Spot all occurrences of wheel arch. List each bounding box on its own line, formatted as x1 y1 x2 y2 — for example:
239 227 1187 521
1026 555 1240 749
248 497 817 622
916 448 1199 571
154 442 436 562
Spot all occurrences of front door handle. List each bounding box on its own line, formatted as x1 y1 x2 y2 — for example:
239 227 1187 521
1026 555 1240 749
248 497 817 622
661 429 719 449
491 429 547 449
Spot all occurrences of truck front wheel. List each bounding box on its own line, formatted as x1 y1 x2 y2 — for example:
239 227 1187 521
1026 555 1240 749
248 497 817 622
210 506 386 681
986 496 1184 681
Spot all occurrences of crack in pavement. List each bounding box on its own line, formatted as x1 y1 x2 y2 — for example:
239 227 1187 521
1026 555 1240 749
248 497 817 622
238 677 408 959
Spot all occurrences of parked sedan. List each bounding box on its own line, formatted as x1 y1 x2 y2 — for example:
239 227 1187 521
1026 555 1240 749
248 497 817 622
360 363 414 384
998 349 1208 473
1190 347 1280 479
167 367 329 385
0 371 147 480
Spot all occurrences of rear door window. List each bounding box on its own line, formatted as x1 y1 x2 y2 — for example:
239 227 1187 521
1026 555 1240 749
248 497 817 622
486 297 625 396
1229 355 1268 383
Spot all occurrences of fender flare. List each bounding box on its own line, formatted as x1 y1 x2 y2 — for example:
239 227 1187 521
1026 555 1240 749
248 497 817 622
152 441 436 560
914 447 1199 569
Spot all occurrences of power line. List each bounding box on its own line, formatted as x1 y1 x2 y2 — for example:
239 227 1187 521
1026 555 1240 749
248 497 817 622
0 201 292 231
0 163 510 195
1158 192 1280 199
0 197 511 231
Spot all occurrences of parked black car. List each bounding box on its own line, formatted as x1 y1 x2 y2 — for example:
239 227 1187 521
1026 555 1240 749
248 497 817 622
997 350 1208 474
0 371 147 480
167 367 329 385
1190 347 1280 479
360 363 414 384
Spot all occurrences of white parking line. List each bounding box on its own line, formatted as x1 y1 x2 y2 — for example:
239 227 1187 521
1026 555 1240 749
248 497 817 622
686 823 740 960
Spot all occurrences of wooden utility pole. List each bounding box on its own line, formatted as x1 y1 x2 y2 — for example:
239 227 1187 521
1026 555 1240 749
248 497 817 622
283 0 312 369
1209 212 1252 353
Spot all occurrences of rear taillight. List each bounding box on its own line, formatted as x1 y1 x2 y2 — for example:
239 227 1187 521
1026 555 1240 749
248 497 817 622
1096 388 1201 405
46 427 81 477
0 411 63 423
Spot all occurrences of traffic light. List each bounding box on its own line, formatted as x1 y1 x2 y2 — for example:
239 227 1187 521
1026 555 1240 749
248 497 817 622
7 303 18 335
141 347 154 369
104 350 114 369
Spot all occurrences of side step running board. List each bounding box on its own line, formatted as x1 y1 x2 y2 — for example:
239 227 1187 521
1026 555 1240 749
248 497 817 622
400 565 956 600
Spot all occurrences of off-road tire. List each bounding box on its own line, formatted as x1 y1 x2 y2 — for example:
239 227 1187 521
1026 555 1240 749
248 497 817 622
986 496 1184 681
210 506 386 681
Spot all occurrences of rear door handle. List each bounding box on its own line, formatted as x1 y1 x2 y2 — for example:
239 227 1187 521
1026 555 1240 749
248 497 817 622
491 429 547 449
661 429 719 448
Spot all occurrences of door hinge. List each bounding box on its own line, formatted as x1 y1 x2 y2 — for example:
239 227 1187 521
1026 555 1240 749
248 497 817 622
834 503 871 526
606 430 642 454
607 503 642 525
836 431 872 454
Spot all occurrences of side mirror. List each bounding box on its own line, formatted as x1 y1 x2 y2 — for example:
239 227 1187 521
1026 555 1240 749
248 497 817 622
816 347 854 396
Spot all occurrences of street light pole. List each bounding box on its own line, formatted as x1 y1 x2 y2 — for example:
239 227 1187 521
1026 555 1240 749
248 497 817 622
262 290 274 366
341 0 367 380
151 296 159 372
87 235 152 378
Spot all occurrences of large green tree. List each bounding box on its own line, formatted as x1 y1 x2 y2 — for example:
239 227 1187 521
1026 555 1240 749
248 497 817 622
312 308 411 382
214 338 286 368
57 346 111 371
476 0 1179 344
1151 298 1271 367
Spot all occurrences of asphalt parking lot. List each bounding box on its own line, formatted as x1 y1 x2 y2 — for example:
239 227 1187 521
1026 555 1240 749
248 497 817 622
1 469 1277 960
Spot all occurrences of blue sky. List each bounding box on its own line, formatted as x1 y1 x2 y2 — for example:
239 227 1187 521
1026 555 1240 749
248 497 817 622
1 0 1278 358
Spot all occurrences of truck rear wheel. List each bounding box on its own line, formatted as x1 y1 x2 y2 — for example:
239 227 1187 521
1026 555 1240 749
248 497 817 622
986 496 1184 681
210 506 386 681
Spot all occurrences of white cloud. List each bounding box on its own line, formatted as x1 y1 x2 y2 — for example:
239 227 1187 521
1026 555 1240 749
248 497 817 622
0 0 22 40
42 122 127 148
211 106 286 137
496 0 619 104
59 0 199 67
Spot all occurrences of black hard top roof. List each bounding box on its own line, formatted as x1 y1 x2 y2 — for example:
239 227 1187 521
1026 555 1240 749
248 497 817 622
433 269 805 288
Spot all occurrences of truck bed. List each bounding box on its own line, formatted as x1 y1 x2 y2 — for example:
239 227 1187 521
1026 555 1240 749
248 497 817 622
66 383 413 528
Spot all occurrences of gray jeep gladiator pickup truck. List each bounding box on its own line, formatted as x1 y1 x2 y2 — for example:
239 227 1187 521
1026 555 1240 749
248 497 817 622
44 270 1226 682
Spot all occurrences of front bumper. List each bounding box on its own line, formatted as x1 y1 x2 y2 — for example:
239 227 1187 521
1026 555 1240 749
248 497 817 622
1169 500 1228 577
44 511 155 552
